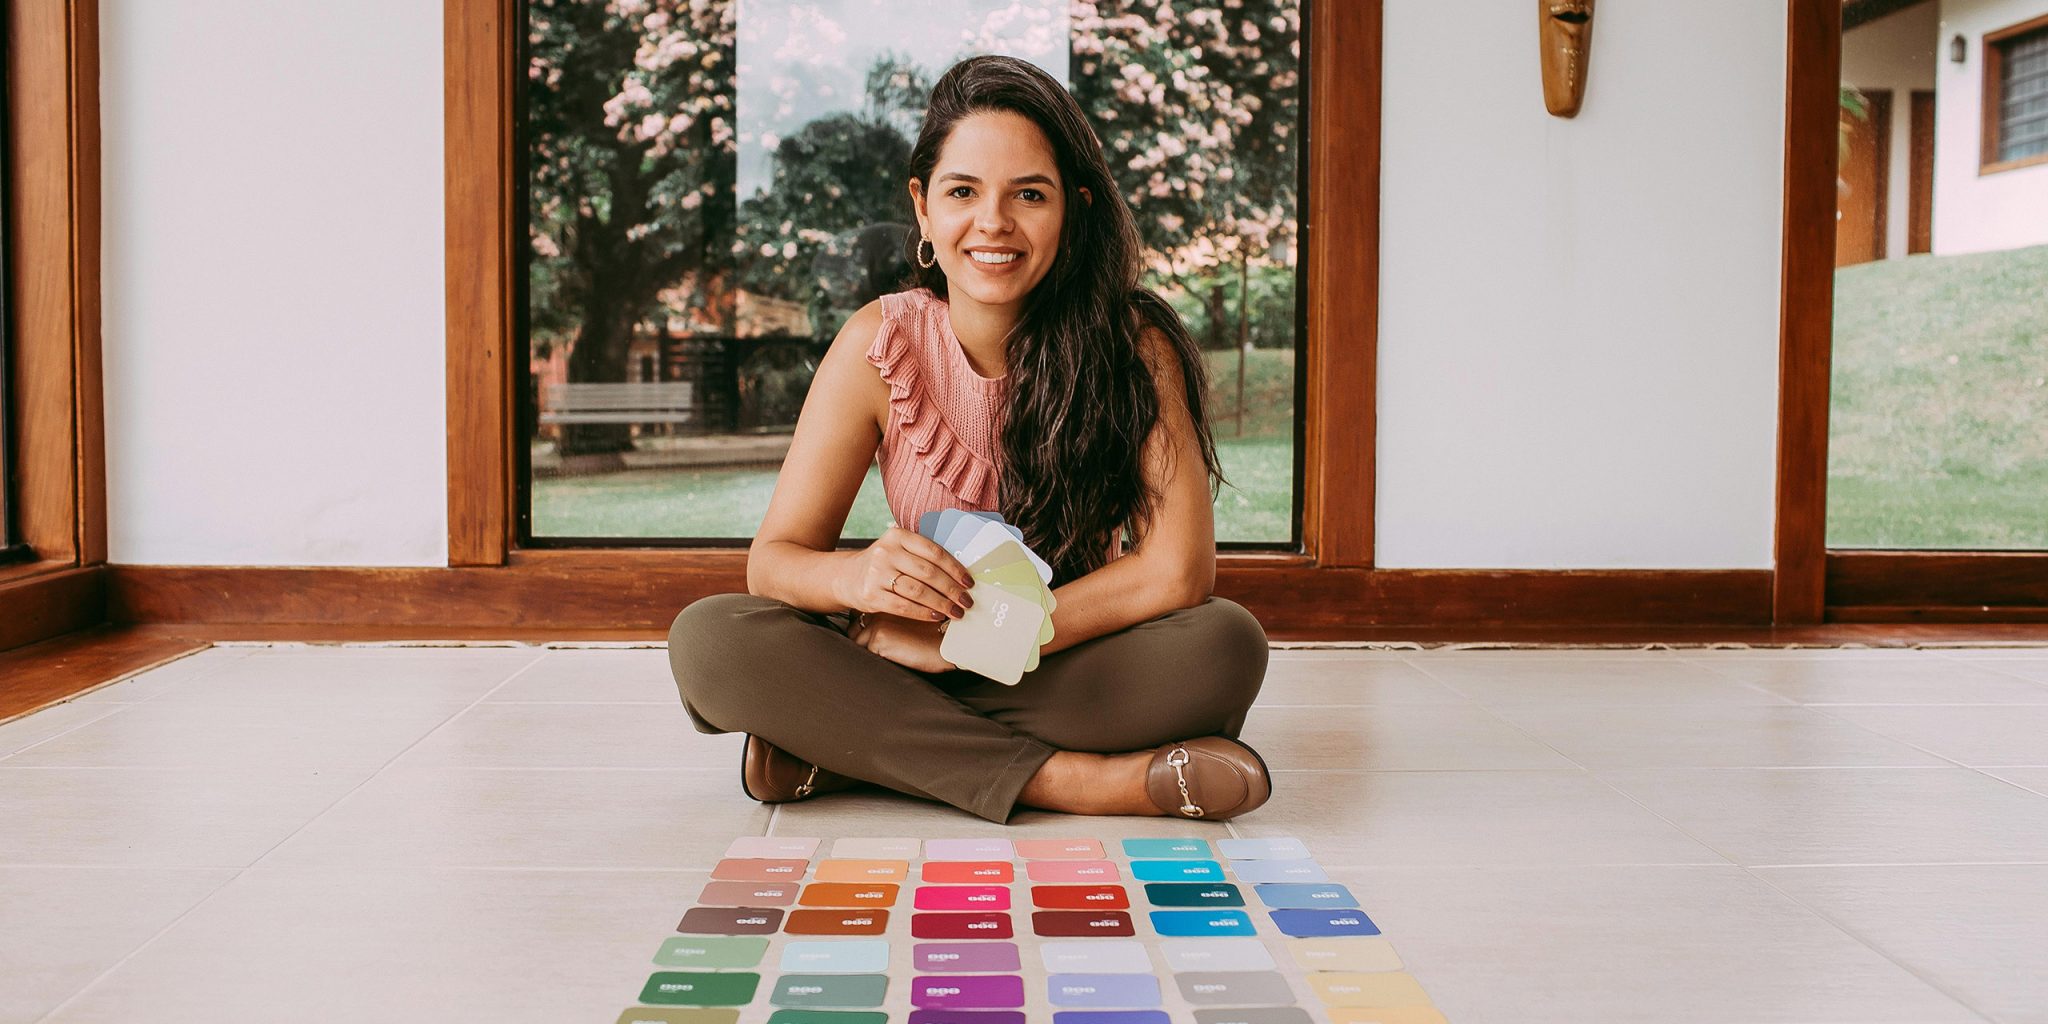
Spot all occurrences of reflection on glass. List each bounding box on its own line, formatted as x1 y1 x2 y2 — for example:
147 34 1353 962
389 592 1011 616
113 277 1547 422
1827 2 2048 550
523 0 1301 543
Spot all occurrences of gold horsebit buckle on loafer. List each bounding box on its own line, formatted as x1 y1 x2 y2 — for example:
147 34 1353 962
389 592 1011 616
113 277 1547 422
794 764 821 800
1166 745 1203 817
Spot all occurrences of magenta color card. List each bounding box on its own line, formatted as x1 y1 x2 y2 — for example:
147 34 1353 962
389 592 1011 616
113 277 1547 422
908 1013 1026 1024
924 838 1016 861
914 943 1024 973
1013 838 1105 860
911 974 1027 1009
913 912 1015 939
915 885 1012 911
1025 860 1120 884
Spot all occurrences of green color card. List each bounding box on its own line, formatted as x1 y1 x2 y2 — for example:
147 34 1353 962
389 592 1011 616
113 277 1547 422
638 971 760 1006
768 973 890 1008
653 936 770 969
766 1013 891 1024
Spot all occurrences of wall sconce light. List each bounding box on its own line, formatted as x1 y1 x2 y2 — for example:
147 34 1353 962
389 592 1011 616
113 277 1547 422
1950 34 1967 63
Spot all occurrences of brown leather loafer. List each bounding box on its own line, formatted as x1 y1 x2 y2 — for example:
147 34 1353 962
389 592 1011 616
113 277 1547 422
1145 736 1273 820
740 734 860 803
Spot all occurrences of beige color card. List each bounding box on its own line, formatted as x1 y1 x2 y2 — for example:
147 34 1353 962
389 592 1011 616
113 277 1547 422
1323 1009 1449 1024
1288 936 1404 972
1308 971 1434 1008
812 859 909 883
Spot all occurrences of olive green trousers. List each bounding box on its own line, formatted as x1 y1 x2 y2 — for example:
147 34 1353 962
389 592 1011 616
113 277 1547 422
667 593 1269 823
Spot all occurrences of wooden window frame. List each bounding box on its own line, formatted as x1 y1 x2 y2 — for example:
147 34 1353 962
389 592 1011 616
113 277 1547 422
1776 0 2048 624
1981 13 2048 176
0 0 107 651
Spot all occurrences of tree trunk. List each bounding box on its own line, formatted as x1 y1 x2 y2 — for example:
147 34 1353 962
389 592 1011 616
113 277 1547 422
558 300 638 462
1235 255 1249 438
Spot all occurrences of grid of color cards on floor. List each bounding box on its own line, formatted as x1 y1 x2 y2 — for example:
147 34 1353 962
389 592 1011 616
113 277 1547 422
618 836 1447 1024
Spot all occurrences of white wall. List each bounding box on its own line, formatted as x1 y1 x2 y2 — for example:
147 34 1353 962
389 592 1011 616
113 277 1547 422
99 0 1795 570
102 0 448 566
1935 0 2048 255
1374 0 1787 568
1843 1 1940 260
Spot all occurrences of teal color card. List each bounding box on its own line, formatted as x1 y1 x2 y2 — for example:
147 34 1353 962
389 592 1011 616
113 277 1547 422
1148 909 1256 936
1130 859 1224 882
1120 838 1212 860
1142 883 1243 907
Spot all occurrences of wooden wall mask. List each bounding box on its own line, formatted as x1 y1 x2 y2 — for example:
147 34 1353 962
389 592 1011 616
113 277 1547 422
1539 0 1595 117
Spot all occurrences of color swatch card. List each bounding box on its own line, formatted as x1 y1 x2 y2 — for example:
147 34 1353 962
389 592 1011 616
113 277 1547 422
617 833 1449 1024
917 509 1056 685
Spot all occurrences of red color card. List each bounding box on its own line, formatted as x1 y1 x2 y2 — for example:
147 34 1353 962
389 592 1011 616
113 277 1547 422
1030 884 1130 910
710 858 809 882
1024 860 1120 884
1014 838 1106 860
914 885 1011 911
1031 910 1135 937
783 909 889 935
922 861 1015 884
912 911 1015 939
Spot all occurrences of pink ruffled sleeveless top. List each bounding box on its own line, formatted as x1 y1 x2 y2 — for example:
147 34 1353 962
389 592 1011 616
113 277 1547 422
866 288 1007 530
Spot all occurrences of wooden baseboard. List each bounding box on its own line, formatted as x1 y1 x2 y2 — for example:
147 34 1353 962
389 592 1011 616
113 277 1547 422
0 565 107 652
106 559 1774 632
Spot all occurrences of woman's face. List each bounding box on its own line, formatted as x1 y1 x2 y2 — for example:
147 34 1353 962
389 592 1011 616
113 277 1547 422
911 110 1083 313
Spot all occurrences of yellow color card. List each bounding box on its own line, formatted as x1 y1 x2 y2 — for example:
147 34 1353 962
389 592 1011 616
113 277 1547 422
1288 936 1404 973
1324 1009 1449 1024
812 859 909 883
1308 971 1433 1008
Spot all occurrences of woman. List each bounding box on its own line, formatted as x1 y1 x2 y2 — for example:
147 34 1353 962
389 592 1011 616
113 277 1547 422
668 55 1272 824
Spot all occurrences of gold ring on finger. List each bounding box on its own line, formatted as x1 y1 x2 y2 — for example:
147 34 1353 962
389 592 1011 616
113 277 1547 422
888 571 904 594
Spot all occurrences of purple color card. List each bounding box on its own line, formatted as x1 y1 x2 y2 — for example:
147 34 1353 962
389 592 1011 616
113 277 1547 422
924 838 1016 861
914 942 1023 973
1047 973 1162 1008
909 1013 1027 1024
911 974 1027 1009
1054 1014 1172 1024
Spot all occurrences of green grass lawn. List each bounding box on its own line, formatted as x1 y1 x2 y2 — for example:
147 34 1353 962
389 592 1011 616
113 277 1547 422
1828 243 2048 549
534 347 1299 542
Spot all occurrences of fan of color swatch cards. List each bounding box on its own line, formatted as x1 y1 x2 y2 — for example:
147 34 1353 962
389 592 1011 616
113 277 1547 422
616 835 1448 1024
917 510 1055 686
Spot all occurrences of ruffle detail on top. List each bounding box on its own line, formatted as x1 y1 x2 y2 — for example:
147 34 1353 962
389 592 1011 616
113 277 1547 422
867 290 1000 508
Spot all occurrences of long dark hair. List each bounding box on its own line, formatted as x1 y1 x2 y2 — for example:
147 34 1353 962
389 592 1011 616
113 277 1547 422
903 55 1226 584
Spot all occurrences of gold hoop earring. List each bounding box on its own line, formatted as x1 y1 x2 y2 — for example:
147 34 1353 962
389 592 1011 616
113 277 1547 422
916 235 937 269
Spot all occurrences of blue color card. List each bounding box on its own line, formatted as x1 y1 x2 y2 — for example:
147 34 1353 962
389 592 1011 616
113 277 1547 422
1129 860 1224 882
1148 910 1257 936
1142 883 1243 908
1120 838 1212 860
1047 973 1162 1008
1054 1013 1172 1024
1228 859 1328 883
1215 837 1310 860
1252 882 1358 910
778 939 889 973
1268 907 1381 937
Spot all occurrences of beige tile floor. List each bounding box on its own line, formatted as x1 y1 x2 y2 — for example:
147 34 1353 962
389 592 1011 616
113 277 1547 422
4 644 2048 1023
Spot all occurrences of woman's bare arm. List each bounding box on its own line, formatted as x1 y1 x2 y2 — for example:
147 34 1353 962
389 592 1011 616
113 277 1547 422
745 302 890 612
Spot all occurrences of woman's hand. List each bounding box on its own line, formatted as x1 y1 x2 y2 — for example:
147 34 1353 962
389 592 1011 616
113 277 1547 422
832 524 976 623
847 611 957 673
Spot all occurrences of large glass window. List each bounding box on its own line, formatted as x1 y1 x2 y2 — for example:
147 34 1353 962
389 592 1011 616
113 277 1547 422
518 0 1304 546
1828 4 2048 549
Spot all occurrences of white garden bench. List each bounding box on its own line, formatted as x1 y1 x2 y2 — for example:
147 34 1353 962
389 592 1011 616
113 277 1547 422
539 381 695 425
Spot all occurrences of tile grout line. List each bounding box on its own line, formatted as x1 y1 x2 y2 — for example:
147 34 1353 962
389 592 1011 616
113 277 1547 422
1738 865 2003 1024
0 651 258 764
30 645 555 1024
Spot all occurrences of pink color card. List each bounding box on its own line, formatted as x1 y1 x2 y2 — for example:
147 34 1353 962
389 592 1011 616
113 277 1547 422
1025 860 1121 883
1014 838 1106 860
913 885 1012 911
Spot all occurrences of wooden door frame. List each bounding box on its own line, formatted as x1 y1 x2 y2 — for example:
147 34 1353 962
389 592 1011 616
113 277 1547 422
1776 0 2048 623
0 0 107 651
